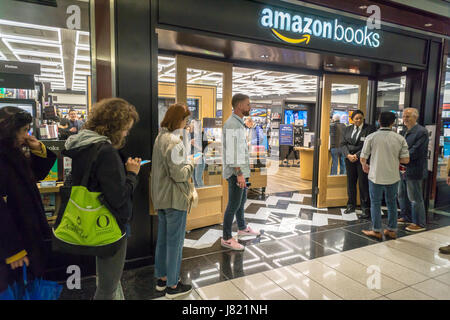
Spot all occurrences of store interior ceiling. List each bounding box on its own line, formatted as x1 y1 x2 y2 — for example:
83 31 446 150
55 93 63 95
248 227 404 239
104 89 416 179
158 55 405 100
0 18 413 99
0 19 90 93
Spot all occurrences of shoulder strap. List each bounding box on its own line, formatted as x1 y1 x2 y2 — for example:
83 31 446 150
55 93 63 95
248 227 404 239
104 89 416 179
80 142 106 187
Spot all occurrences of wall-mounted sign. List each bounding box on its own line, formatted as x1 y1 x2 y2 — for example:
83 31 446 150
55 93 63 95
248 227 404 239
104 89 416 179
260 7 380 48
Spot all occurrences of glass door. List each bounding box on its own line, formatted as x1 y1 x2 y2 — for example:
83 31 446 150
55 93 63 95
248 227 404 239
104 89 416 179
175 54 233 230
317 74 368 208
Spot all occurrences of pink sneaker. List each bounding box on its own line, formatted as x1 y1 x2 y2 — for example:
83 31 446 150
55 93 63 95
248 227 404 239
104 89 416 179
238 226 260 238
221 238 245 251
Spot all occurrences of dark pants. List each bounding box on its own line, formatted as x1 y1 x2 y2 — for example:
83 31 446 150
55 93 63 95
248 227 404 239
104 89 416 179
223 175 248 241
345 158 370 211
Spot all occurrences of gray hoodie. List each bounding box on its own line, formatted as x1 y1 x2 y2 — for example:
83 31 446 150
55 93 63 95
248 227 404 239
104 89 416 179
65 129 111 150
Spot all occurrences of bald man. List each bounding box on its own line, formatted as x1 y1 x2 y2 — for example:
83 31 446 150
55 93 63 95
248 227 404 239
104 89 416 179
398 108 429 232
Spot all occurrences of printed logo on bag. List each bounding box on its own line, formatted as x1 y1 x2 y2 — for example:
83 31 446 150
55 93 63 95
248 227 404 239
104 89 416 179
96 215 111 229
260 7 381 48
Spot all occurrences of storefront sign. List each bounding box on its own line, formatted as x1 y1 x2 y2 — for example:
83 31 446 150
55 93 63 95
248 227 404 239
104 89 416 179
426 125 436 172
260 8 380 48
279 124 294 146
0 61 41 75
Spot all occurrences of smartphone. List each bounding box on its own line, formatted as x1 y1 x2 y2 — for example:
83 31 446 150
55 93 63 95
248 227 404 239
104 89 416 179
193 152 202 159
140 160 151 166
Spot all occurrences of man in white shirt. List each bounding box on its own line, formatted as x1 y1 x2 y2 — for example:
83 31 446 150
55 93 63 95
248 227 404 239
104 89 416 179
359 112 410 240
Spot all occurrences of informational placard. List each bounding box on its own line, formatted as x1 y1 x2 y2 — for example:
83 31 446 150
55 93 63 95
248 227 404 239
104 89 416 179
279 124 293 146
426 125 436 172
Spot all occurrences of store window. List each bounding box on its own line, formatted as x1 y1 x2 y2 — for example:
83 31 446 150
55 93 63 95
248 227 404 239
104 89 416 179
375 76 406 132
0 1 91 226
434 57 450 212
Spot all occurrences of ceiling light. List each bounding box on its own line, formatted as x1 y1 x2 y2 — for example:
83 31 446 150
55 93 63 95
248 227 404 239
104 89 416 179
424 23 432 27
359 5 368 9
260 55 269 59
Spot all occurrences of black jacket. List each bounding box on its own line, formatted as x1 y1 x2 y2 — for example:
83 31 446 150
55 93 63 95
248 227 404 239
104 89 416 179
341 123 376 158
330 121 345 149
62 143 138 232
0 145 56 290
402 124 429 180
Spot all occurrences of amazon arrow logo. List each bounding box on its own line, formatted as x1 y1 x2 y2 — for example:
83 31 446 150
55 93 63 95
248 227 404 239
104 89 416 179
271 29 311 44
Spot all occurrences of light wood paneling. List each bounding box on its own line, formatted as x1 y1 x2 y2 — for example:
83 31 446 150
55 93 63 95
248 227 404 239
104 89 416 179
158 82 216 119
318 74 368 208
176 54 233 229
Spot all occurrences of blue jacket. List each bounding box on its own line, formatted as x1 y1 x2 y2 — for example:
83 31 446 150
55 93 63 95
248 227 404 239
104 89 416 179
403 124 429 180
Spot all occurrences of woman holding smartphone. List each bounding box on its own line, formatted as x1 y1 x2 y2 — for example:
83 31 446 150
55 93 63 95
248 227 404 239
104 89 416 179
0 107 57 293
63 97 140 300
151 103 196 299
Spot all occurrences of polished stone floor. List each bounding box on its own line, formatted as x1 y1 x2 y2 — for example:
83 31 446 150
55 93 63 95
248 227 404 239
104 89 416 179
59 190 450 300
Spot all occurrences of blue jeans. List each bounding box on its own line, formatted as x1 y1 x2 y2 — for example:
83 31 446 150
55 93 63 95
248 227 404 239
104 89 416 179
154 208 187 287
223 175 247 240
193 161 205 188
369 180 399 232
330 148 346 175
398 176 426 227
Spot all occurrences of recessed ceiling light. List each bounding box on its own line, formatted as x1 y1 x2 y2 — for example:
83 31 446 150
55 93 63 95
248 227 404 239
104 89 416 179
260 55 269 59
424 23 433 27
359 5 368 9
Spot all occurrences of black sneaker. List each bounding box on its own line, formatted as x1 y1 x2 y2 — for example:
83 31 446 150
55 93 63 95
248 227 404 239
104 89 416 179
155 279 166 292
165 282 192 299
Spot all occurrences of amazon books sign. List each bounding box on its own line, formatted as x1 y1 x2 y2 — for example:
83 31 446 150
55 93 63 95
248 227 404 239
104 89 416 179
260 8 381 48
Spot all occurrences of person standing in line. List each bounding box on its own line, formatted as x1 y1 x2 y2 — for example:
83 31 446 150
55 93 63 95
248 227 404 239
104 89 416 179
64 98 141 300
330 114 346 175
151 103 196 299
221 94 260 251
360 111 410 240
341 110 376 219
397 108 429 232
0 107 57 294
438 165 450 254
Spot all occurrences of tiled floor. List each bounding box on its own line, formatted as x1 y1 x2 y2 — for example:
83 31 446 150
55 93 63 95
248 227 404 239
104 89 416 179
59 190 450 300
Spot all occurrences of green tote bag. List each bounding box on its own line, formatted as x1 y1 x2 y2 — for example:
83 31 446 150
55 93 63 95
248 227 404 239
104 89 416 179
52 143 126 257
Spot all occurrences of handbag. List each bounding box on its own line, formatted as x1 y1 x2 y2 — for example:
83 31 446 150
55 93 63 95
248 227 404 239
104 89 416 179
52 143 126 257
0 265 62 300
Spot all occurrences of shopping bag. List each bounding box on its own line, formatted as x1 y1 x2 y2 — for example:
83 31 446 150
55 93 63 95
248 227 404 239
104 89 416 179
0 265 62 300
21 265 63 300
53 142 126 257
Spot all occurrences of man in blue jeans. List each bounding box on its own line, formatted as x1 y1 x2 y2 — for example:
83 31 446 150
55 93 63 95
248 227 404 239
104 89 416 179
360 112 410 240
221 93 260 251
397 108 429 232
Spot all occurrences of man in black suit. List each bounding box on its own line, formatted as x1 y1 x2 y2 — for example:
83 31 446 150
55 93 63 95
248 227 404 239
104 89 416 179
340 110 376 219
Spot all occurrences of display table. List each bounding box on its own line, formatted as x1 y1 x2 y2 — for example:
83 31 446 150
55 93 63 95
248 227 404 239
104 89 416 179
295 147 314 180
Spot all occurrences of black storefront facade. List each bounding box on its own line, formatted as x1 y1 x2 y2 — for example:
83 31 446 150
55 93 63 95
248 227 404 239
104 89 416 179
46 0 448 279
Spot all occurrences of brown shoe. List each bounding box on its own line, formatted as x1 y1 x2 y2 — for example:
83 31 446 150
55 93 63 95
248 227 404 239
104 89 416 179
384 230 397 239
439 245 450 255
362 230 382 240
405 224 426 232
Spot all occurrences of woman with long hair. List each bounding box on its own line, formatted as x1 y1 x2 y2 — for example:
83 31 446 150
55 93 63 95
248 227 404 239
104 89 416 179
63 97 141 300
151 103 196 299
0 107 57 293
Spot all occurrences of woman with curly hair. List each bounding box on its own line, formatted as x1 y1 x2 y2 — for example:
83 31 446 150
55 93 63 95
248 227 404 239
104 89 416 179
0 107 57 293
63 97 141 300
